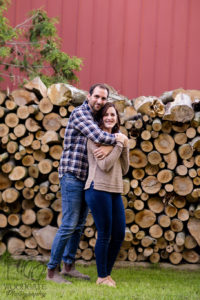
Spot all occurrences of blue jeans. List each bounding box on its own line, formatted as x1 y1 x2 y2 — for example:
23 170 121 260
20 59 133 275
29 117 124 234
85 185 125 277
47 172 88 269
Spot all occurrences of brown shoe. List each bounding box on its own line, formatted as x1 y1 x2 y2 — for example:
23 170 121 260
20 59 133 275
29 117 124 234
46 266 72 284
61 262 90 280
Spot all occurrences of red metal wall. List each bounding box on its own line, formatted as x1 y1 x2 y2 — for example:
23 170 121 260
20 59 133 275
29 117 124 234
2 0 200 99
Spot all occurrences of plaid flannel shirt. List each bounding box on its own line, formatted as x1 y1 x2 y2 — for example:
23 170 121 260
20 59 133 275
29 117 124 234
59 100 116 181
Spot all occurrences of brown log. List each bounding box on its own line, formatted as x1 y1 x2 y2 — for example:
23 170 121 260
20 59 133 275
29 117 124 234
169 252 182 264
163 151 177 170
0 124 9 137
140 141 153 152
145 164 159 175
187 217 200 246
135 230 145 240
165 205 177 218
2 188 19 203
41 130 60 144
22 209 36 225
0 242 6 255
164 230 175 241
175 165 187 176
125 209 135 224
152 118 162 131
79 240 89 250
25 117 41 132
175 232 185 246
177 208 189 221
147 197 164 213
163 93 194 122
81 248 93 261
127 138 136 149
36 208 53 226
186 127 196 139
20 133 34 147
0 214 7 228
174 133 187 145
170 218 183 232
5 113 19 128
178 144 193 159
51 199 61 212
141 236 156 247
157 237 167 249
124 227 133 241
132 168 145 180
49 145 63 160
135 209 156 228
42 112 62 131
154 133 175 154
18 225 32 238
1 160 15 174
184 235 197 249
149 252 160 263
130 224 139 234
133 199 144 211
149 224 163 238
24 77 47 98
190 136 200 151
173 196 186 208
127 247 137 262
141 130 151 141
134 96 165 117
141 176 161 194
129 149 148 168
7 214 20 226
173 176 193 196
34 192 50 208
11 88 38 106
7 237 25 255
157 169 173 184
49 171 59 185
143 247 154 257
182 250 199 263
32 150 45 162
38 159 53 174
147 151 162 165
158 214 171 228
28 165 39 178
32 225 58 250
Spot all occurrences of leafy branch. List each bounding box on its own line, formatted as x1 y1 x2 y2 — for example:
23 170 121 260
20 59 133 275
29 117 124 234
0 0 82 87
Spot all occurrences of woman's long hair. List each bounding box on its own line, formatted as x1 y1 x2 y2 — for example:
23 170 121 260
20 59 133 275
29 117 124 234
98 102 120 133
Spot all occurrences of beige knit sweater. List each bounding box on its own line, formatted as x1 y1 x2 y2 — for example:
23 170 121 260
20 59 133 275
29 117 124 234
84 140 129 193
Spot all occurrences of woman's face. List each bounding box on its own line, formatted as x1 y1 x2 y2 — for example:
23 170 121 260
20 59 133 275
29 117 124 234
102 106 118 133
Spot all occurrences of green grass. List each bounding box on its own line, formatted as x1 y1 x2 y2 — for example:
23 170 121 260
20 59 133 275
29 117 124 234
0 255 200 300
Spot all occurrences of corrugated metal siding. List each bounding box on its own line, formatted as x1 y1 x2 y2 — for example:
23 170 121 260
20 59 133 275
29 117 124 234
2 0 200 99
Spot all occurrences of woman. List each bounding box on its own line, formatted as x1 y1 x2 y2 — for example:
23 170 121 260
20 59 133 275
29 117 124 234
85 102 129 287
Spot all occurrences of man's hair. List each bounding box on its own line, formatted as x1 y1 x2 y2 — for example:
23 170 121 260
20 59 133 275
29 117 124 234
89 83 109 98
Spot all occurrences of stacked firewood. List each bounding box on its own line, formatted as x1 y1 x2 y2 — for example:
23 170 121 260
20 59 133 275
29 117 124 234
0 78 200 265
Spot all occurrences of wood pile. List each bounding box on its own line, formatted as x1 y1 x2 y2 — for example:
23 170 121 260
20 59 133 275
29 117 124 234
0 78 200 265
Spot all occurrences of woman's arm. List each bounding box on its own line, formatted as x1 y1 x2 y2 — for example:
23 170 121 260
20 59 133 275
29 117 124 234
88 140 123 172
120 146 130 175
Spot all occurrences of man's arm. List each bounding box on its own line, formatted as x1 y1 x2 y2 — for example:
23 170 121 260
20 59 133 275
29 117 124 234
73 108 116 145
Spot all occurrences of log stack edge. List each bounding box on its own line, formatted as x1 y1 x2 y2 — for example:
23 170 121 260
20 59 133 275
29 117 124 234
0 77 200 265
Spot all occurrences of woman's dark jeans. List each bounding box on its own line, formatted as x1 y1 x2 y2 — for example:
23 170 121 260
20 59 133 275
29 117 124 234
85 185 125 277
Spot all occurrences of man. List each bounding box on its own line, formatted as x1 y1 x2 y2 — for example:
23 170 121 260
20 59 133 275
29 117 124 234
47 83 123 284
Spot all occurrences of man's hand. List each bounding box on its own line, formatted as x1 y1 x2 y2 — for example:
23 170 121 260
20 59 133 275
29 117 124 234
93 145 114 159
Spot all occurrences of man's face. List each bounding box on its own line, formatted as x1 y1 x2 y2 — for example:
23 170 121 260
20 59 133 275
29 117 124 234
87 87 108 113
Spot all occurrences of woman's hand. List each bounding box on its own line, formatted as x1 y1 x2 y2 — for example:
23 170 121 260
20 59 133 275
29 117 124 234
115 133 127 144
